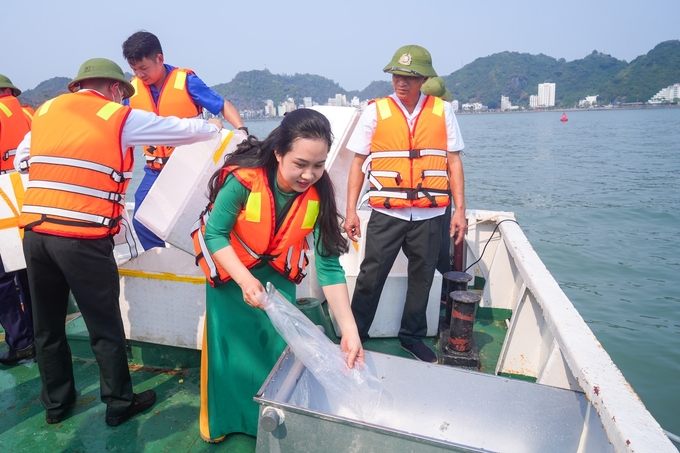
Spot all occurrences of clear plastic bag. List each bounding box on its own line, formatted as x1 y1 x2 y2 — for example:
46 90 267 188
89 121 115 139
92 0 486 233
259 282 389 422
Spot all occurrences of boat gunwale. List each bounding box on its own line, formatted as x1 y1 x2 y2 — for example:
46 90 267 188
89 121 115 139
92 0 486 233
466 209 675 451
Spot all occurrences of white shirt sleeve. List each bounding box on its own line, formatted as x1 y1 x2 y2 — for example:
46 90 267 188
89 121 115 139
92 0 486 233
121 109 220 149
444 102 465 152
346 103 378 156
14 131 31 173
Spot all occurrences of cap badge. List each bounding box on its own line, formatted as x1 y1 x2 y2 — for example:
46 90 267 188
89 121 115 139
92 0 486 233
398 54 412 66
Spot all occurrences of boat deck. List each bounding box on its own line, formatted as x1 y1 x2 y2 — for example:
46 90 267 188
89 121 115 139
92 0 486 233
0 303 509 453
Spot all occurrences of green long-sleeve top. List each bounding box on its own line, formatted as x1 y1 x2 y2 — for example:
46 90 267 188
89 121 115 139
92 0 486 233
204 173 346 286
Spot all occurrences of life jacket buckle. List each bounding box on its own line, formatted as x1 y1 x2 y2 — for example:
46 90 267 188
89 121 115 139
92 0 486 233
408 149 422 159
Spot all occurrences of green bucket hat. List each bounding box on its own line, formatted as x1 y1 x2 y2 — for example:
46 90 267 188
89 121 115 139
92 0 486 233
383 45 437 78
0 74 21 97
421 76 451 101
68 58 135 99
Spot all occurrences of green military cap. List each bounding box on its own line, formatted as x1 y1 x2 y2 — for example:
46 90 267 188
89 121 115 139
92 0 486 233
422 76 451 101
0 74 21 96
383 45 437 78
68 58 135 99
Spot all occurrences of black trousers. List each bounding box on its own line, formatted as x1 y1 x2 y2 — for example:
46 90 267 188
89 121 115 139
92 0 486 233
23 231 133 419
0 255 33 351
351 210 443 345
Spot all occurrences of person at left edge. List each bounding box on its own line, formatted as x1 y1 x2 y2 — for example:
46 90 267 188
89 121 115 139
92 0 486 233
122 30 246 251
0 74 35 366
14 58 223 426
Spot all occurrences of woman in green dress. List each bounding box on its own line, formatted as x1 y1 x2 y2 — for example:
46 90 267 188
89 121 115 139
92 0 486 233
198 109 364 443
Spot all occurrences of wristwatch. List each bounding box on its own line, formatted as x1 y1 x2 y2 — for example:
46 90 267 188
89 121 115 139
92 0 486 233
237 126 249 134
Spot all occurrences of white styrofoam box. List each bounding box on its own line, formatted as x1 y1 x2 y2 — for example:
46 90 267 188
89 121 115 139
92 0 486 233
134 129 244 253
118 247 206 349
310 106 363 212
0 172 28 272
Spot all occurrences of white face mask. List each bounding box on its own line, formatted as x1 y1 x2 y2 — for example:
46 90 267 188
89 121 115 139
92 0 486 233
111 83 125 104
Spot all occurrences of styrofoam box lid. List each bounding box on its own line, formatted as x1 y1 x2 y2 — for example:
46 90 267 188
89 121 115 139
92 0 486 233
119 247 204 277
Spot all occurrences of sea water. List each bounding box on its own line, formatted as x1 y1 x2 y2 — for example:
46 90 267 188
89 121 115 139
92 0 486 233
128 108 680 436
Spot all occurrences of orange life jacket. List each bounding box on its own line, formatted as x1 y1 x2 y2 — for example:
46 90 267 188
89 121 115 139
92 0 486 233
21 105 35 119
365 95 450 209
129 68 201 170
18 90 135 240
192 166 320 287
0 95 31 174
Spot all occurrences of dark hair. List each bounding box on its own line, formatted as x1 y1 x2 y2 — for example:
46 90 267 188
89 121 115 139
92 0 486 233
122 31 163 63
207 109 348 257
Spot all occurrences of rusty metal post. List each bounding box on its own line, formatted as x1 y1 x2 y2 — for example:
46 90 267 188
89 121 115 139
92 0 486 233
441 290 481 368
442 272 473 330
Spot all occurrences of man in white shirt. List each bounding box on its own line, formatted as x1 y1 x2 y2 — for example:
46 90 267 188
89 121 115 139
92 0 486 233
15 58 222 427
344 45 467 363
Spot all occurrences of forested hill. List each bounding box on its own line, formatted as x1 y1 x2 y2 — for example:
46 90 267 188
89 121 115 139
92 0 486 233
210 70 392 110
18 73 135 108
16 41 680 109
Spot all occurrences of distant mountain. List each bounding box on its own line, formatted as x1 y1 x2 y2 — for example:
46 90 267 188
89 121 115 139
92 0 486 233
14 42 680 110
443 51 628 108
599 40 680 104
211 69 392 110
18 77 70 108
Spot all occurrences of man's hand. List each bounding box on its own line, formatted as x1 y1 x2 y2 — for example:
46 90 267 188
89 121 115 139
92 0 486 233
450 209 467 245
208 118 223 131
344 210 361 242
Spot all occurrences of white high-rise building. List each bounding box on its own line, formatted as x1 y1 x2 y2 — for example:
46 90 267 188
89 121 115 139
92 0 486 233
451 100 459 111
501 95 511 111
529 95 538 108
537 83 556 107
264 99 275 117
303 97 313 108
277 103 286 117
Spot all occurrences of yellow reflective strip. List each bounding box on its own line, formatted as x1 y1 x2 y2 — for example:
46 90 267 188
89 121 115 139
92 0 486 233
0 189 19 219
22 108 33 120
432 97 444 117
376 98 391 120
0 103 12 117
96 102 124 121
212 131 233 164
131 78 139 98
38 99 55 116
245 192 261 222
118 268 206 284
301 200 319 229
9 172 24 212
0 218 20 230
174 71 187 90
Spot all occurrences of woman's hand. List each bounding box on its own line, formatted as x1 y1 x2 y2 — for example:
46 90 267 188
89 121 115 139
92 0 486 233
340 331 364 369
238 275 266 309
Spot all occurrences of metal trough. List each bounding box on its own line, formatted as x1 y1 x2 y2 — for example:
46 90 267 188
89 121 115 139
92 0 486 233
255 348 613 452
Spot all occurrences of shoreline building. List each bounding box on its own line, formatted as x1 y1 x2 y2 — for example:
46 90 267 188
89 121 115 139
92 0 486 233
579 95 598 107
648 83 680 104
537 83 556 107
500 96 518 111
451 100 459 111
529 95 538 108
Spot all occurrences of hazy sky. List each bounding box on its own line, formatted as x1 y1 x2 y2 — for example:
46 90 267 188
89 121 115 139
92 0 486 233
3 0 678 93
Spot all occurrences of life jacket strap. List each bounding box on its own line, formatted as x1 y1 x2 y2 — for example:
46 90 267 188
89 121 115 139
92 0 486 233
21 204 113 227
28 156 132 183
26 180 125 205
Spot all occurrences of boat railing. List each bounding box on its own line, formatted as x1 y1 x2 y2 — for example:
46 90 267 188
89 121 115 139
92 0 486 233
464 209 676 452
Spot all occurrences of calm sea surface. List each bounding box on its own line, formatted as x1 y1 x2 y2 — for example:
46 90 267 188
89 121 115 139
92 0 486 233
129 108 680 435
